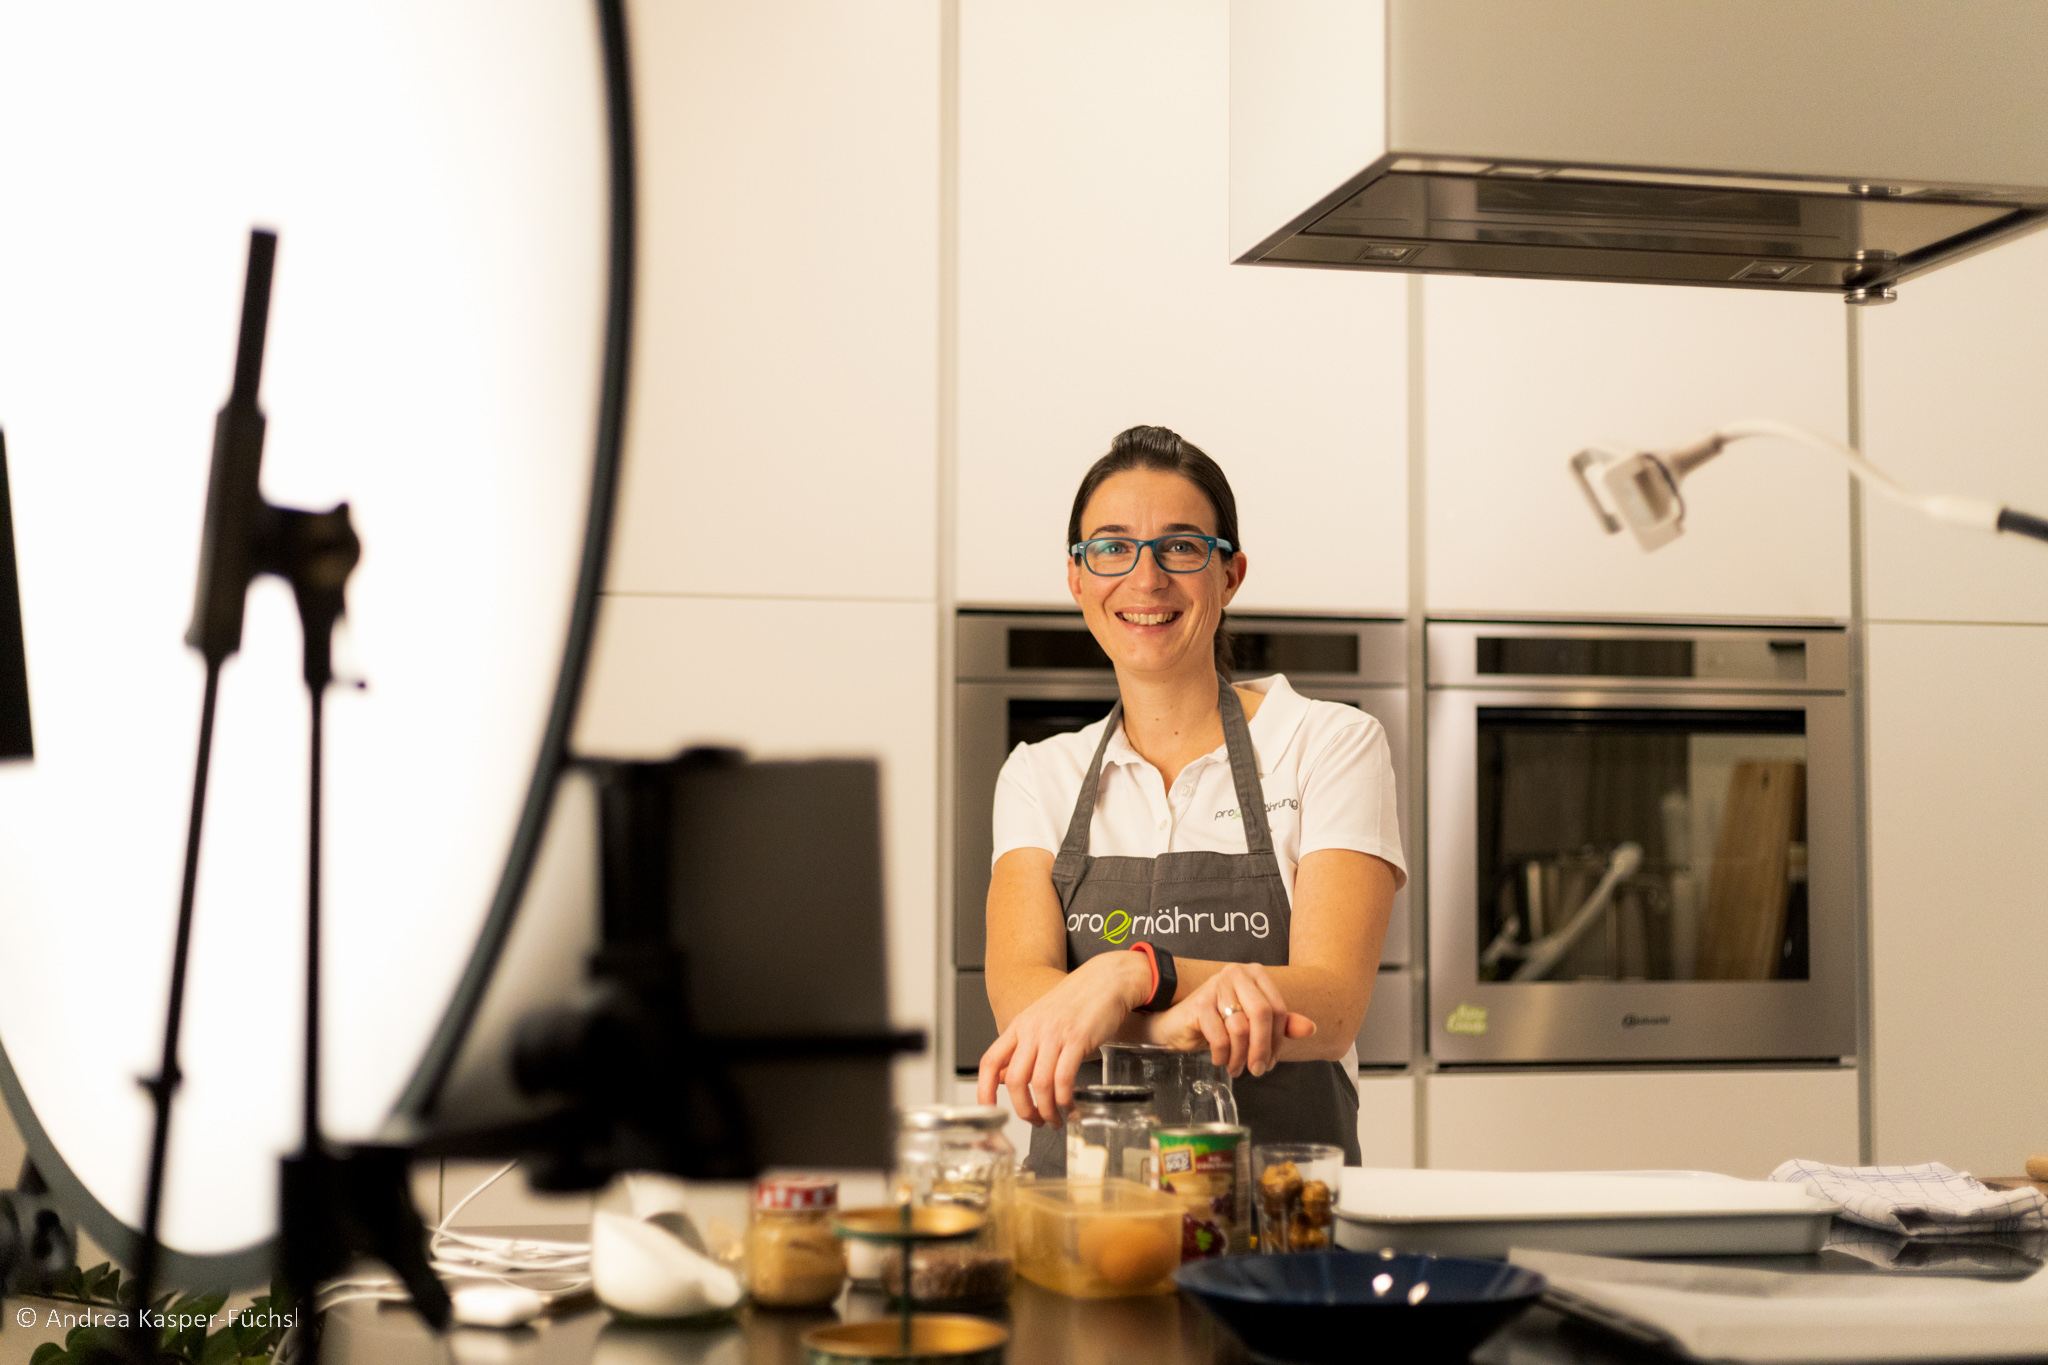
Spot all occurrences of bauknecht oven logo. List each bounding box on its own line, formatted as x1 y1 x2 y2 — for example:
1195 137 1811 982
1621 1013 1671 1029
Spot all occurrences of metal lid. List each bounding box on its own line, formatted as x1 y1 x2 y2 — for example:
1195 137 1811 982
756 1176 838 1211
899 1104 1009 1132
1073 1084 1154 1106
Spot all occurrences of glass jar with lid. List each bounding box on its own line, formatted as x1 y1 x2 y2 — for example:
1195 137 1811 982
885 1104 1016 1304
1065 1084 1158 1185
746 1176 845 1308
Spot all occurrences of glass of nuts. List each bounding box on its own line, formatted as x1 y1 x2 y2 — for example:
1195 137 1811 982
1251 1143 1342 1254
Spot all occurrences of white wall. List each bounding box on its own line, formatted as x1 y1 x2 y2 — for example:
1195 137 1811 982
1858 229 2048 1175
954 0 1407 615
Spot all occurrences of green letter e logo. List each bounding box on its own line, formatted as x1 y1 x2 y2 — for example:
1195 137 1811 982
1102 911 1132 945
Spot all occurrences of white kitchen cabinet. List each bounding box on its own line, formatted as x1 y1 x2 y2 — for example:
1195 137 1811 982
954 0 1406 614
1424 275 1852 622
575 593 941 1107
1424 1068 1858 1178
607 0 941 603
1357 1074 1417 1169
1866 623 2048 1173
1861 229 2048 625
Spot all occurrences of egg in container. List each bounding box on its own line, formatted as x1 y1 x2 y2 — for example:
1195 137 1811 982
1013 1179 1184 1297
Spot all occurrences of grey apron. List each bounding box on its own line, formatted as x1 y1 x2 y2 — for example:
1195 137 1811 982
1024 677 1359 1176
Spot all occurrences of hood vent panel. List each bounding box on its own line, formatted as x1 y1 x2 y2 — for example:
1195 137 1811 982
1253 164 2039 294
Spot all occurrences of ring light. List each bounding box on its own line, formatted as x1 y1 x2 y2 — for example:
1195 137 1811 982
0 0 618 1285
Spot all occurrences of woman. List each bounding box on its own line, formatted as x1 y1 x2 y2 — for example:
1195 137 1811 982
975 425 1405 1173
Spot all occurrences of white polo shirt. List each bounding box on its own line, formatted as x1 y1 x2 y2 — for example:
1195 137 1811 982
991 673 1408 895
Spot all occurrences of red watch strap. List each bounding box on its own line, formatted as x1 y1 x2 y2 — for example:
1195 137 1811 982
1129 940 1160 1003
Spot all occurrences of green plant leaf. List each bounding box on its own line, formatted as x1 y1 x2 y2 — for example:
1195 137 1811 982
30 1343 66 1365
77 1263 113 1301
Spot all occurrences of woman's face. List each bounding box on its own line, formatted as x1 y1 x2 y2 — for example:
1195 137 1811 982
1067 468 1246 682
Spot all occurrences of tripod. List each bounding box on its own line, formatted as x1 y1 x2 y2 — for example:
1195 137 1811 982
124 230 446 1365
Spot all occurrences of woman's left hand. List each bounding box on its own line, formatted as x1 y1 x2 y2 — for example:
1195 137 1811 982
1143 962 1316 1077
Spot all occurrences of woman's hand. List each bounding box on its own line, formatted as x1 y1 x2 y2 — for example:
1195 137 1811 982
976 949 1150 1127
1143 962 1315 1077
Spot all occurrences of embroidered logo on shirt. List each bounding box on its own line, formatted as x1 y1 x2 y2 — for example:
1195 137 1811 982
1214 797 1298 821
1069 907 1271 942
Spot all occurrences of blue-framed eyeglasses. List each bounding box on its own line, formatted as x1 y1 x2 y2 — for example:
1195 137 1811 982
1069 534 1235 576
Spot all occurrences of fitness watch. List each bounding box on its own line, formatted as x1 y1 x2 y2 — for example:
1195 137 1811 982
1129 940 1177 1013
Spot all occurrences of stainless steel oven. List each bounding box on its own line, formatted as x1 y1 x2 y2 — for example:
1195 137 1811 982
1427 621 1856 1064
953 610 1412 1076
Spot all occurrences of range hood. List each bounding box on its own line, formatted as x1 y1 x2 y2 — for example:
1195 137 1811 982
1231 1 2048 302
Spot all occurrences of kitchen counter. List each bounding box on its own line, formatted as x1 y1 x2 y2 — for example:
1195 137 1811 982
14 1192 2047 1365
314 1276 1688 1365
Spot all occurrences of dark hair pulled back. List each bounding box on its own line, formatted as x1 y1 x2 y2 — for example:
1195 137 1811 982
1068 425 1241 680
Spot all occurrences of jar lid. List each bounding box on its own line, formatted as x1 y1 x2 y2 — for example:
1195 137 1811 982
1074 1084 1154 1105
755 1176 838 1211
899 1104 1009 1132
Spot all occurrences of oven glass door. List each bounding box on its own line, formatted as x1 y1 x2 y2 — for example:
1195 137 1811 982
1476 706 1808 985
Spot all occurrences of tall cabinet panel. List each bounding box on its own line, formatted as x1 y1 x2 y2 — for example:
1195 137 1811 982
1424 275 1851 621
1860 230 2048 623
1859 227 2048 1170
576 595 942 1108
609 0 941 601
1865 624 2048 1172
954 0 1406 614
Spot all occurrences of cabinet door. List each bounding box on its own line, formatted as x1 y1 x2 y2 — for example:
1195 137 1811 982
576 594 940 1106
1867 623 2048 1173
1861 230 2048 625
955 0 1405 613
1424 275 1851 621
608 0 940 601
1425 1068 1858 1177
1357 1074 1417 1169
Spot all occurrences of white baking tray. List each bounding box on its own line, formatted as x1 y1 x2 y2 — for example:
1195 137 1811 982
1334 1168 1840 1259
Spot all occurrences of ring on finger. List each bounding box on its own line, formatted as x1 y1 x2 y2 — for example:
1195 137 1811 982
1219 1002 1241 1020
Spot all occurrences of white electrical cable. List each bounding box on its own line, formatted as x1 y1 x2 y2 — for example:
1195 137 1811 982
1714 419 2004 532
313 1160 594 1317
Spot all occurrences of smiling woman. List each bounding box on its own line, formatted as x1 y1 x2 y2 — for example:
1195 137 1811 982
976 426 1409 1175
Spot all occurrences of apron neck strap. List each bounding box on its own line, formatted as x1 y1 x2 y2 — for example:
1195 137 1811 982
1217 676 1276 855
1055 678 1274 859
1057 699 1123 859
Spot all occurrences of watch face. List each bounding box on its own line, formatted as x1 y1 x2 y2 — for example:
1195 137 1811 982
0 5 610 1272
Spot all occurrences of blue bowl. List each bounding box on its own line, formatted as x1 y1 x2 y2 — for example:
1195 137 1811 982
1174 1252 1546 1363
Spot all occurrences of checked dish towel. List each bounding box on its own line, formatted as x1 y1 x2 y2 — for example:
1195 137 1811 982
1772 1159 2048 1235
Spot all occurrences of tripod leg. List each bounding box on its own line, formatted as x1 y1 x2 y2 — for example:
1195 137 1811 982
336 1145 450 1331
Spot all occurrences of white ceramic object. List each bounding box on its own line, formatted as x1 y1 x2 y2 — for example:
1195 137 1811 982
1335 1167 1840 1258
589 1209 744 1321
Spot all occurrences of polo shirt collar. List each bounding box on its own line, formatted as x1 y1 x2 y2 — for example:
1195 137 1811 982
1101 673 1310 776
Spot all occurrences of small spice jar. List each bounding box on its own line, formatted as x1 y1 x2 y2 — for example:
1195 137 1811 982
886 1105 1016 1304
747 1176 846 1308
1065 1084 1158 1185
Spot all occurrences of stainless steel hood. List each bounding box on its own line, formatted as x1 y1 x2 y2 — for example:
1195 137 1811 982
1231 1 2048 302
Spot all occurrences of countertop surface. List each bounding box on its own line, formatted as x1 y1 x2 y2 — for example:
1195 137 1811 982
310 1233 2048 1365
12 1191 2048 1365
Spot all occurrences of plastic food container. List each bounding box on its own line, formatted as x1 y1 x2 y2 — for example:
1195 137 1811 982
1013 1178 1185 1299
